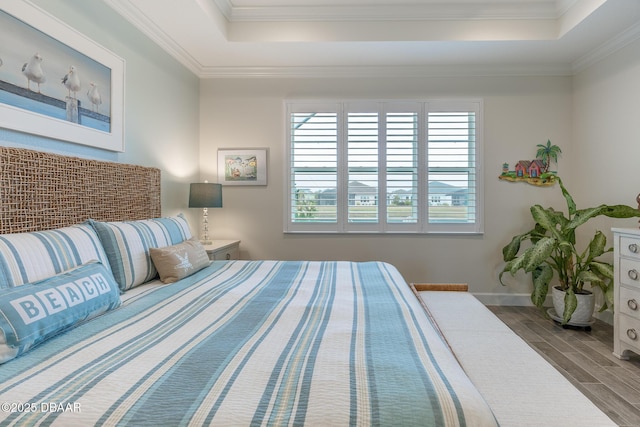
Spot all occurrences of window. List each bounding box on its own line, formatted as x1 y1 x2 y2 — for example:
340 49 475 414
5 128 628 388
286 100 483 234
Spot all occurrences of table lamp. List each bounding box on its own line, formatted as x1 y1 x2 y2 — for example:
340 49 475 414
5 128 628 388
189 182 222 245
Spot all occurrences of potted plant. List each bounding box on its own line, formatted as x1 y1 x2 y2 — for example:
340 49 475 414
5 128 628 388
499 177 640 325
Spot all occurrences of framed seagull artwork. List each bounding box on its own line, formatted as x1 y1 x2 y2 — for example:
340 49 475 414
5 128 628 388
0 1 125 152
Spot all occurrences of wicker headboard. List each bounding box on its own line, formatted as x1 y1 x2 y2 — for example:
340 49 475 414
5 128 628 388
0 147 161 234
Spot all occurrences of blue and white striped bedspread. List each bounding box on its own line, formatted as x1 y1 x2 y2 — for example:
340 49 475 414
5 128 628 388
0 261 498 426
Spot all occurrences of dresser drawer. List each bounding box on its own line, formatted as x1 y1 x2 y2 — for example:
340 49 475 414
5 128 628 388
204 240 241 261
620 286 640 320
620 235 640 259
620 258 640 288
619 314 640 351
613 229 640 359
210 246 239 260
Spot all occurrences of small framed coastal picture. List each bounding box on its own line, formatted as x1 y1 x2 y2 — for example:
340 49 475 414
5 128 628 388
217 148 268 186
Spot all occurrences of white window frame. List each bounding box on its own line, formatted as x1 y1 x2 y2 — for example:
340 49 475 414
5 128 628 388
284 99 483 235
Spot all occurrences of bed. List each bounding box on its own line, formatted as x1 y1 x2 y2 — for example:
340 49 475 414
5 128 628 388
0 147 498 426
0 259 499 426
0 147 616 426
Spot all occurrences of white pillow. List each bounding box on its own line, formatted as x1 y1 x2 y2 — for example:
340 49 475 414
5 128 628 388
88 214 192 291
0 224 110 290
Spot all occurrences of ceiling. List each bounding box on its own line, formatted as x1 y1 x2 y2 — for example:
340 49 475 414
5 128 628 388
103 0 640 78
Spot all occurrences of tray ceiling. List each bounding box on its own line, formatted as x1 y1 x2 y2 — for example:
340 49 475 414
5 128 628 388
103 0 640 77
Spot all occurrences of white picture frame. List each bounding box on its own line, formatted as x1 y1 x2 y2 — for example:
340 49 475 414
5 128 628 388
217 148 268 186
0 1 125 152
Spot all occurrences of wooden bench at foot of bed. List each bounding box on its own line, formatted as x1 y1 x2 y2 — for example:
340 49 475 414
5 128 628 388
412 283 469 292
411 284 616 427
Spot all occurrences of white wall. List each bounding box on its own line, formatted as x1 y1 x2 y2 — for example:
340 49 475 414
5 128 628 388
573 37 640 232
0 0 201 222
571 37 640 320
200 76 573 302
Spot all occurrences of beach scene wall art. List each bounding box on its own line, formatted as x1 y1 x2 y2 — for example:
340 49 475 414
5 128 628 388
218 148 268 186
0 1 124 151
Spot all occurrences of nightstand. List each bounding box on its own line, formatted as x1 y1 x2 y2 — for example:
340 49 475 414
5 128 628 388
203 240 240 261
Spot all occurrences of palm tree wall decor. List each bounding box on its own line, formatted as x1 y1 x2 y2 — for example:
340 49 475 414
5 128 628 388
536 140 562 173
498 140 561 187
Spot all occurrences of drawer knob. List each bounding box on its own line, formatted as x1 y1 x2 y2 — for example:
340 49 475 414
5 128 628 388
226 253 231 260
629 269 639 281
630 243 640 254
628 329 639 341
629 299 639 311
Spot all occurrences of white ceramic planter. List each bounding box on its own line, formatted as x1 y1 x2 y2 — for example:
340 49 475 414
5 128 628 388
551 286 595 325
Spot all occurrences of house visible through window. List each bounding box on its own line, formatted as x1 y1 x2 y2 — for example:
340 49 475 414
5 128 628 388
285 100 483 234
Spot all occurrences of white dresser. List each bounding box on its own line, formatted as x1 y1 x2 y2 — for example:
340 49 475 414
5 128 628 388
613 228 640 359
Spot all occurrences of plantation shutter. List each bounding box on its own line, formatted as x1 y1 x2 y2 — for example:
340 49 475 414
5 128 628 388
347 109 380 226
289 105 338 230
285 100 483 234
426 100 482 233
386 110 419 226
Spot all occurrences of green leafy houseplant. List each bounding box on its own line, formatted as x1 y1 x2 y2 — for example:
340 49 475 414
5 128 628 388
500 177 640 324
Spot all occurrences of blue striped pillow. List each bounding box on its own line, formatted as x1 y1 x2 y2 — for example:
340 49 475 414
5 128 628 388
0 224 111 290
88 214 192 291
0 260 121 363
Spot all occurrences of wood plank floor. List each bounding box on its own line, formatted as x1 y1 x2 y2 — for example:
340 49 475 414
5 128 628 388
488 305 640 427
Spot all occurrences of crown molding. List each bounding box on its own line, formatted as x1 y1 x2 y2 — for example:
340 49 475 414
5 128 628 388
105 0 636 79
213 0 561 22
572 21 640 73
198 64 573 79
102 0 202 75
556 0 581 16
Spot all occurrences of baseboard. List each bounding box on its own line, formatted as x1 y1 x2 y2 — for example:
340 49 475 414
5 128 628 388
472 292 535 306
472 292 613 325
